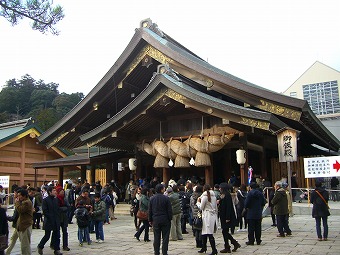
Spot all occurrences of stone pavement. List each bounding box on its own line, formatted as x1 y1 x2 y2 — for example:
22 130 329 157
6 203 340 255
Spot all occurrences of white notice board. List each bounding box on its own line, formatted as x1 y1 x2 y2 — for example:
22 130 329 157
0 176 10 188
304 156 340 178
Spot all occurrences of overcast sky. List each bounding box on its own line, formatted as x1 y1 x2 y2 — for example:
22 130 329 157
1 0 340 95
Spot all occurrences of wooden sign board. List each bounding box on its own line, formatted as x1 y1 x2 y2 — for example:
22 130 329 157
277 128 298 162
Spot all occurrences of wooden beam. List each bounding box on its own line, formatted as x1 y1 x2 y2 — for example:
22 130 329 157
81 165 87 183
111 130 138 141
58 167 64 186
106 161 113 184
90 165 96 185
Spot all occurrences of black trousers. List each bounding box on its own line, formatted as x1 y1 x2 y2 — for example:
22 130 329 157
135 220 150 241
276 214 291 235
60 224 68 248
38 228 61 251
247 219 262 244
181 215 188 232
153 222 171 255
222 227 236 248
33 212 41 227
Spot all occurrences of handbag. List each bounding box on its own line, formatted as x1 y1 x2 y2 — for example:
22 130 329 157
193 211 202 229
136 210 148 221
0 234 8 251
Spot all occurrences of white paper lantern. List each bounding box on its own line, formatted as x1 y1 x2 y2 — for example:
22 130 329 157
236 149 246 164
129 158 137 171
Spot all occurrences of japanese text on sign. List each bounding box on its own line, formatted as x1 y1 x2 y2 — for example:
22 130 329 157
283 135 293 157
304 156 340 178
0 176 10 188
277 128 297 162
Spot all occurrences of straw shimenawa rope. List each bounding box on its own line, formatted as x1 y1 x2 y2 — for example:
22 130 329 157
139 133 234 168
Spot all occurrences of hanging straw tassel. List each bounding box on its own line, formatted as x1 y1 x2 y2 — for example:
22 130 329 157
153 153 169 168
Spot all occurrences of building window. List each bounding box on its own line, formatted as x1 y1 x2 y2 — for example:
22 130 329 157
303 80 340 115
290 92 297 98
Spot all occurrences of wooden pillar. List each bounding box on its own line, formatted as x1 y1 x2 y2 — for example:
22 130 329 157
239 132 248 186
90 165 96 185
260 136 266 178
34 168 37 188
20 137 26 186
205 166 213 186
58 167 63 186
113 161 118 182
106 161 113 184
162 168 169 184
81 165 87 183
240 164 245 186
226 149 231 182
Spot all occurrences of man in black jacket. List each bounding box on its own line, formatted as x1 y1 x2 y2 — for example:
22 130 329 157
149 184 172 255
244 183 266 245
37 186 62 255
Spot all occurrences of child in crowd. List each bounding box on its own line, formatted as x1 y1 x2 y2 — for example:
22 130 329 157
91 193 106 243
102 190 113 224
74 200 91 246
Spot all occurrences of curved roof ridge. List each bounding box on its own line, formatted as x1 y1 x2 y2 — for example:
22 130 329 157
80 73 285 143
38 30 145 143
140 24 308 109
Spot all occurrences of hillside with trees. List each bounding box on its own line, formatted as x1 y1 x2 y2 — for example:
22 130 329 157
0 74 84 130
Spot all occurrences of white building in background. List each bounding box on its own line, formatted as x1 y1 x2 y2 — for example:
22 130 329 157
284 61 340 143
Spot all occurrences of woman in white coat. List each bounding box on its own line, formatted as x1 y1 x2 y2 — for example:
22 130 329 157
197 184 218 255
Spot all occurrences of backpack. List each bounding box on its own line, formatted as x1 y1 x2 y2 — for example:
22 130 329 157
102 194 113 207
75 208 89 228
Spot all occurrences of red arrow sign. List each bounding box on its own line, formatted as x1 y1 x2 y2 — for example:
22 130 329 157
333 160 340 172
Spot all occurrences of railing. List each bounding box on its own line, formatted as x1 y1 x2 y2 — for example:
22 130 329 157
2 187 340 208
1 193 15 208
262 186 340 203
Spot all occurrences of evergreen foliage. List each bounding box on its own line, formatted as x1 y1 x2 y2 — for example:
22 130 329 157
0 0 64 35
0 74 84 130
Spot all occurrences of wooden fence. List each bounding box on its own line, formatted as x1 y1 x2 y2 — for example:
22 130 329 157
271 156 315 188
86 169 106 185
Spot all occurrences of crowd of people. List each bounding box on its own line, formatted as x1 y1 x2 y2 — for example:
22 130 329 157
0 173 333 255
128 174 331 255
0 179 120 255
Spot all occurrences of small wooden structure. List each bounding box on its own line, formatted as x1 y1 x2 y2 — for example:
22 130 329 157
0 118 67 187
